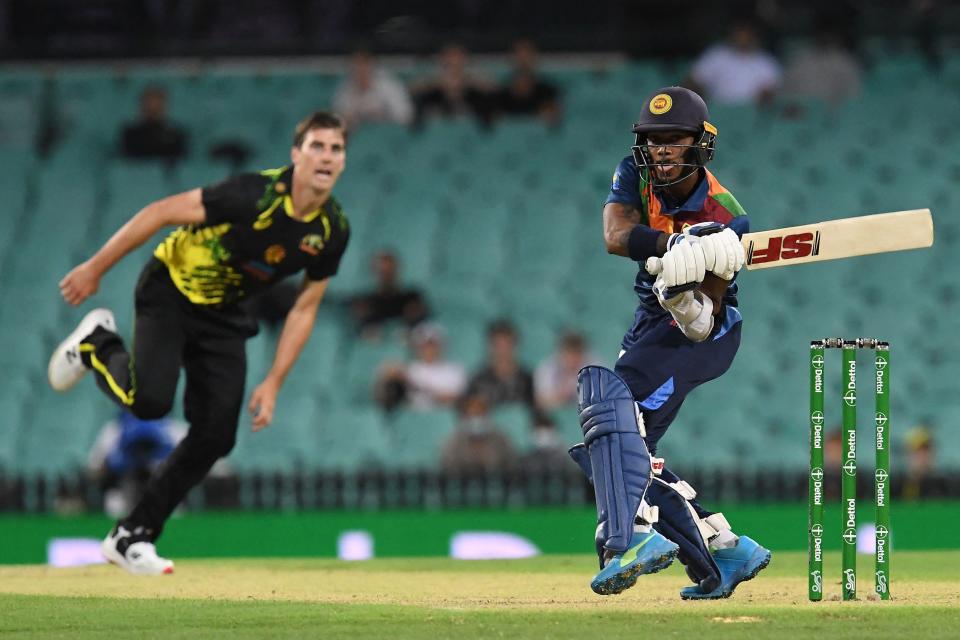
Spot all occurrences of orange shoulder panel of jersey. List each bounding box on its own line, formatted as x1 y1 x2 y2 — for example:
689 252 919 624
703 169 747 220
642 182 674 234
704 169 726 196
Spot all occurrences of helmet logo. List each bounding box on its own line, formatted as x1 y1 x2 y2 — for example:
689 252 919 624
649 93 672 115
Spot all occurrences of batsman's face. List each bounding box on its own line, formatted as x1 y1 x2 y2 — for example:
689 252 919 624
646 131 694 182
292 127 346 193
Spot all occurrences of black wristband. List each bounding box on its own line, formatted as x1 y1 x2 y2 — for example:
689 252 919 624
627 225 663 262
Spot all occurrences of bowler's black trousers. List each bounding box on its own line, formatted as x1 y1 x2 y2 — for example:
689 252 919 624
81 259 256 539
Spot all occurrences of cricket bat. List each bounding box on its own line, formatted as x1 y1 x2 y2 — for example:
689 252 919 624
647 209 934 274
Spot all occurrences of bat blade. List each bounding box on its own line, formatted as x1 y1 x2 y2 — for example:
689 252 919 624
743 209 933 270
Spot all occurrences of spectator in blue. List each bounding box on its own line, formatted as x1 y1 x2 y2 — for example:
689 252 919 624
88 410 186 518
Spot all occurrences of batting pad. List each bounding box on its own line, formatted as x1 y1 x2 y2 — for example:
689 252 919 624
576 366 653 555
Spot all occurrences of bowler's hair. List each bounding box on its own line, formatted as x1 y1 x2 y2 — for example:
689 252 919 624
293 111 347 148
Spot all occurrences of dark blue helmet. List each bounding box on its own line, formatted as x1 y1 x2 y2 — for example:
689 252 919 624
630 86 717 188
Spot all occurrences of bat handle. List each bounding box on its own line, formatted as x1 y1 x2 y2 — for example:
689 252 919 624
645 256 663 276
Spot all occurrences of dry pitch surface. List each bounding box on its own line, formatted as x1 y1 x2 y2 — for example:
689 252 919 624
1 551 958 639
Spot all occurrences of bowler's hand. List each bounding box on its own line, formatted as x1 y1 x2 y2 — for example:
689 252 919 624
248 378 280 431
59 261 102 306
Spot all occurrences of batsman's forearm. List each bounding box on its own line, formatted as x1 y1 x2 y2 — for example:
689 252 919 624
87 205 169 276
605 225 670 258
602 203 671 260
266 305 317 386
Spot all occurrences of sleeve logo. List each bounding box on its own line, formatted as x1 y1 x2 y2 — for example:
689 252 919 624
299 234 325 256
264 244 286 264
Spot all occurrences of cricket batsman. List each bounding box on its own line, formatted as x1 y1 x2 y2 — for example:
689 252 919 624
569 87 772 598
48 111 350 575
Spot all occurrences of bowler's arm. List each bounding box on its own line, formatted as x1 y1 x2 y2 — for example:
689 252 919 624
249 277 330 430
89 189 205 276
60 189 206 305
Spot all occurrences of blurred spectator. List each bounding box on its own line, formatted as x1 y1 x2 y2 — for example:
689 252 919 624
120 86 188 162
333 50 414 128
494 39 562 127
87 410 187 518
466 319 535 409
781 17 861 108
349 250 430 339
411 44 496 128
534 331 600 411
442 390 517 474
521 423 573 472
375 322 467 412
902 425 935 500
686 21 781 105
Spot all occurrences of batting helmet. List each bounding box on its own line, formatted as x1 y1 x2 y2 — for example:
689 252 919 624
631 86 717 188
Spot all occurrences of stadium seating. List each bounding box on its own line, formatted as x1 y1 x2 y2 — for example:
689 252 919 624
1 53 957 480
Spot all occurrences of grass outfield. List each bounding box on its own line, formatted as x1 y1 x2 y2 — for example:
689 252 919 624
1 551 958 639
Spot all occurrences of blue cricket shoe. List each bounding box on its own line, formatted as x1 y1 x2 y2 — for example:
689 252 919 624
679 535 771 600
591 530 679 595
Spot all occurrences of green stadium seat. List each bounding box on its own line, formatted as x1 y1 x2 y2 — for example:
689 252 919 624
384 408 458 471
0 320 50 373
342 338 408 404
428 275 497 323
0 394 26 471
310 406 391 472
17 393 102 475
434 207 507 282
433 314 487 370
171 159 234 191
4 59 958 479
550 407 582 448
490 404 534 454
105 161 177 221
496 280 573 322
0 152 31 261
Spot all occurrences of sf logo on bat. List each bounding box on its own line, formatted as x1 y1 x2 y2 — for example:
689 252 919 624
746 231 822 265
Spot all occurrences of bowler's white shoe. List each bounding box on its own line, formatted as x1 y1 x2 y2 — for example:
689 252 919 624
47 308 116 392
101 525 174 576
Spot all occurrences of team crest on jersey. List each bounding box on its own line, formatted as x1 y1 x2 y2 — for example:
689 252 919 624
275 181 286 193
650 93 672 115
264 244 286 264
300 234 325 255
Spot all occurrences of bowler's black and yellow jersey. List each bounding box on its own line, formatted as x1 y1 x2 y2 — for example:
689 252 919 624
154 166 350 305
